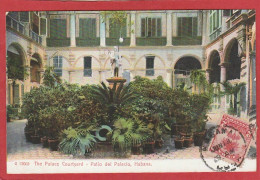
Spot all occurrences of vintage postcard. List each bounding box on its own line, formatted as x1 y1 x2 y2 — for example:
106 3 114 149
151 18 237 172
4 5 258 178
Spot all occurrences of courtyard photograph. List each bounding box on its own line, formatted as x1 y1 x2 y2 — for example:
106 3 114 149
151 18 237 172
6 10 256 173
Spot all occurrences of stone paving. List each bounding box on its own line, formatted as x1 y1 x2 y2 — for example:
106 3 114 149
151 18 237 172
7 120 72 161
8 119 254 161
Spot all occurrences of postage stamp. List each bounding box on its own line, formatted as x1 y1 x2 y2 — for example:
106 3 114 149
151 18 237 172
208 114 255 165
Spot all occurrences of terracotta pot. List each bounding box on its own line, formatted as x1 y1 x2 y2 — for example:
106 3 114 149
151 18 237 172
143 141 155 154
155 139 164 149
131 144 142 155
174 139 184 149
31 135 41 144
24 131 33 142
193 131 206 146
183 137 193 148
171 124 187 136
48 139 59 151
41 137 49 148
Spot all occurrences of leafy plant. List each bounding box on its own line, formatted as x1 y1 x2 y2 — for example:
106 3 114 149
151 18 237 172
189 93 211 132
91 82 136 125
43 66 61 88
59 126 97 156
220 81 246 116
112 118 134 151
7 55 29 105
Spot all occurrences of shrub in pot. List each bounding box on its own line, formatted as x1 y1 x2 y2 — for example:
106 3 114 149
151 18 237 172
174 135 184 149
59 125 97 156
112 118 134 157
189 93 211 146
131 119 152 155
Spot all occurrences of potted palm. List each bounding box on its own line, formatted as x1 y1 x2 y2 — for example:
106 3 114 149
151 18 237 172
190 93 211 146
59 126 97 157
220 80 246 116
131 119 152 155
112 118 133 157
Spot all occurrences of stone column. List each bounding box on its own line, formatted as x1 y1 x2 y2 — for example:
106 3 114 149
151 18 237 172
24 66 31 93
99 70 104 83
202 10 209 45
7 79 13 105
166 11 173 46
166 69 173 87
129 69 136 82
220 63 227 83
70 13 76 47
100 14 106 47
68 70 75 83
206 68 212 83
172 13 177 37
130 12 136 47
219 62 228 112
38 68 45 84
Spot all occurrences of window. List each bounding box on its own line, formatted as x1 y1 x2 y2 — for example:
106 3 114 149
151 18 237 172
50 19 67 38
53 56 63 77
109 18 127 38
146 56 155 76
209 10 222 34
79 18 96 38
30 12 39 34
40 18 47 36
84 56 92 77
177 17 198 37
141 17 162 37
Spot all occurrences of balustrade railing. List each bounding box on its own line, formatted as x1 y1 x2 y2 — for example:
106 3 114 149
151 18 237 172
29 30 42 44
6 15 25 35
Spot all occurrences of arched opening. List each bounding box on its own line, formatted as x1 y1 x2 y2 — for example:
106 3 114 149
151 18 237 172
7 43 26 105
209 51 221 84
30 53 42 83
225 39 241 80
174 56 202 88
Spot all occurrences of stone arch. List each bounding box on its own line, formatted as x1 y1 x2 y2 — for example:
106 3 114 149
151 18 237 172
207 50 221 83
31 53 43 68
134 54 166 68
103 55 131 69
172 56 202 88
74 54 101 68
48 52 71 67
223 38 241 80
30 53 43 83
7 42 27 66
7 43 27 105
171 54 203 70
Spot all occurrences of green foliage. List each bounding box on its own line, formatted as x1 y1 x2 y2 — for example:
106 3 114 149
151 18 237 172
59 126 97 156
22 83 106 138
43 66 61 88
112 118 152 151
129 76 172 101
100 11 127 25
7 56 28 81
189 93 211 132
220 81 246 116
91 82 136 125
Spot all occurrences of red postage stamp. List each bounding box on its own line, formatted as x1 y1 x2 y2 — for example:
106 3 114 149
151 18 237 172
209 114 256 165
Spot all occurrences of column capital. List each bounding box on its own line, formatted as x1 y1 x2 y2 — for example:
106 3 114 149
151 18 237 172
219 62 229 67
206 68 212 72
166 69 173 73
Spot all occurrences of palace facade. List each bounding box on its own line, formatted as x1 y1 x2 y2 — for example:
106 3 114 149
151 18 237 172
6 10 256 120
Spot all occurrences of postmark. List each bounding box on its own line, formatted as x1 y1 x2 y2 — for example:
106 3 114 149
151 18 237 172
200 114 256 172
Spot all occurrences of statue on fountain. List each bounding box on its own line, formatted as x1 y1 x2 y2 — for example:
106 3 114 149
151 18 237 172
107 46 126 88
109 46 122 78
